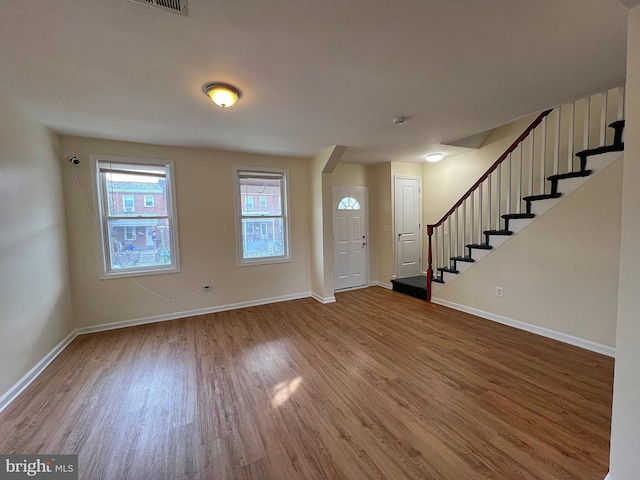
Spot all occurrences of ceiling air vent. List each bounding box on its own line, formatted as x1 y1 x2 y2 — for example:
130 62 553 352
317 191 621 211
129 0 188 16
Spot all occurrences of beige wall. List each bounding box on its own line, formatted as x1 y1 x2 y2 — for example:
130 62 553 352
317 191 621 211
310 150 327 299
433 157 622 348
60 136 311 328
332 163 368 187
391 161 422 179
372 163 393 284
609 5 640 479
0 97 74 396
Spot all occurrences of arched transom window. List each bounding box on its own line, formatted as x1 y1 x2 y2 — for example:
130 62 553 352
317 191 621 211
337 196 361 210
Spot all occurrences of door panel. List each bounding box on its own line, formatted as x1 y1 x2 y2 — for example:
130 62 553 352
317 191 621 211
395 177 421 278
333 188 368 290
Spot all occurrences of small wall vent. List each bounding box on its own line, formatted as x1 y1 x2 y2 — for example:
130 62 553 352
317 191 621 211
129 0 188 16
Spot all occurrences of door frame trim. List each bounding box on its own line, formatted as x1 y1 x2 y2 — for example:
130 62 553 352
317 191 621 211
332 186 370 292
393 175 422 279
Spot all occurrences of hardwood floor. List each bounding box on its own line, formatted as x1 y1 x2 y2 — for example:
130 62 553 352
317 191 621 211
0 287 614 479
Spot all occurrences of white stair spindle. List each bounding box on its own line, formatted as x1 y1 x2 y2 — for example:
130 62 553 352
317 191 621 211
478 183 483 244
600 90 608 146
470 190 475 252
462 199 467 255
447 216 452 266
567 102 575 172
554 107 560 175
496 164 501 228
487 175 492 233
436 226 444 275
506 153 512 216
528 131 534 197
517 145 523 214
583 96 591 150
455 209 459 258
441 226 446 272
619 85 625 120
540 116 547 194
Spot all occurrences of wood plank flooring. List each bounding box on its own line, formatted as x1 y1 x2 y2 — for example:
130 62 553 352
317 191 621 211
0 287 614 479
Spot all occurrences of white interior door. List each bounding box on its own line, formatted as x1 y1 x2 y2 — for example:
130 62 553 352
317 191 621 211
395 176 421 278
333 188 368 290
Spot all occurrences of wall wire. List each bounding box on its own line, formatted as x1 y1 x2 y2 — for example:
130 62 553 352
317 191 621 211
71 161 201 301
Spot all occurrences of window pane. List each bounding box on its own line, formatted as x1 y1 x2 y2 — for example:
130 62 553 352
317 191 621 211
103 170 168 217
240 177 282 216
107 218 172 270
241 218 285 259
338 196 361 210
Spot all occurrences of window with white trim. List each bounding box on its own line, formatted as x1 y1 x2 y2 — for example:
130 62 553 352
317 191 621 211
236 168 290 264
123 195 135 212
93 157 180 277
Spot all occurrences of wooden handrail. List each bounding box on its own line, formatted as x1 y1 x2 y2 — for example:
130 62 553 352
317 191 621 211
427 109 553 229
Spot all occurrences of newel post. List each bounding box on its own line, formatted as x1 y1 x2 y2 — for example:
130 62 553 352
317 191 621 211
426 225 434 302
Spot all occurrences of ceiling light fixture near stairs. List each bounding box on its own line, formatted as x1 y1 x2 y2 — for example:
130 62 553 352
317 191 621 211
204 83 242 108
426 153 444 163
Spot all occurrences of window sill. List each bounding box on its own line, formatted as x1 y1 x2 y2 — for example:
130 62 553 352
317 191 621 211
238 256 292 267
99 265 181 280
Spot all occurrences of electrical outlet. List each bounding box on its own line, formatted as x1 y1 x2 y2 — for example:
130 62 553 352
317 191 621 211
203 285 212 293
495 286 503 297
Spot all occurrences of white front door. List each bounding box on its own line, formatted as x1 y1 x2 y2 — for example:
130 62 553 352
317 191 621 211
395 176 421 278
333 188 368 290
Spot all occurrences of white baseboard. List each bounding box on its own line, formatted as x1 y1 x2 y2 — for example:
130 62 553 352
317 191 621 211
370 281 393 290
431 298 616 358
76 291 313 335
0 330 78 414
1 291 313 413
311 293 336 304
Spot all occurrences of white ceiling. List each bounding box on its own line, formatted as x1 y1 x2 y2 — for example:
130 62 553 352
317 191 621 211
0 0 630 164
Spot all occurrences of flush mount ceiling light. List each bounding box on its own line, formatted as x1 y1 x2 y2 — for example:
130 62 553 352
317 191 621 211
203 83 241 108
425 153 445 163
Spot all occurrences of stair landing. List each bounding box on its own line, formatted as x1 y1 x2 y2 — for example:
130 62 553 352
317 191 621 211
390 275 427 300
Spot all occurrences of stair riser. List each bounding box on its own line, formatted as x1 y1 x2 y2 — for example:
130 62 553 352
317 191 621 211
553 176 591 195
504 217 534 234
487 235 510 249
466 248 492 262
529 197 563 216
586 150 625 173
452 261 473 275
442 271 459 284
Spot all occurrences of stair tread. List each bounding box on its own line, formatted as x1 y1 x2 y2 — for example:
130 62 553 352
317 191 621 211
502 213 535 219
451 256 475 263
437 266 459 274
483 230 513 236
547 170 592 181
576 143 624 157
466 243 493 250
609 119 625 129
432 277 445 284
523 193 562 202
